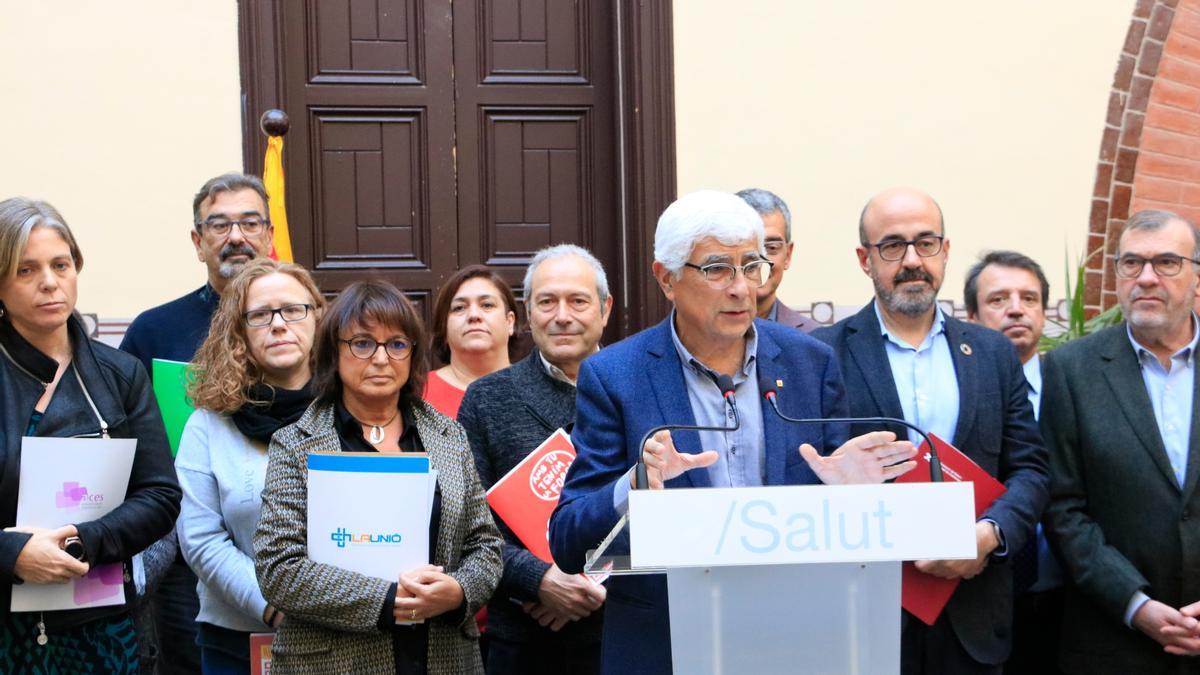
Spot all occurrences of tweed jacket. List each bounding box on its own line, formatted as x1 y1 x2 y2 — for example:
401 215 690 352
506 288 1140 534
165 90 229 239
458 349 603 645
254 398 502 674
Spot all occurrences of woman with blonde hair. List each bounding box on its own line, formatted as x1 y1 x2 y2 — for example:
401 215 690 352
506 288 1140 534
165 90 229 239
0 197 180 673
176 258 325 673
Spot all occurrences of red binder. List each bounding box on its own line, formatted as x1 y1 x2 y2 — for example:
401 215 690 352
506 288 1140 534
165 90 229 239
893 432 1006 625
485 429 576 563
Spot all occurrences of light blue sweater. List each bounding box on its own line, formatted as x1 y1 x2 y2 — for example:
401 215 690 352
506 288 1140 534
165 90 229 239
176 409 272 633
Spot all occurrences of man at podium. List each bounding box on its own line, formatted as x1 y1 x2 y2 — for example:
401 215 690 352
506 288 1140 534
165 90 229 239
549 190 919 674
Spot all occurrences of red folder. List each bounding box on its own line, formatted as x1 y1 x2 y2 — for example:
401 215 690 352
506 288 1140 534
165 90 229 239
485 429 576 563
893 432 1006 625
249 633 273 675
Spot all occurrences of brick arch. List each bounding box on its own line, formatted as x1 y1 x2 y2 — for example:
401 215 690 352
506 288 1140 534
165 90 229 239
1087 0 1200 312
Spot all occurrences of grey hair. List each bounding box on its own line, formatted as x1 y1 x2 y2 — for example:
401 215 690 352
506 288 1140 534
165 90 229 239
0 197 84 280
192 172 270 227
654 190 764 276
1119 208 1200 259
736 188 792 241
522 244 610 304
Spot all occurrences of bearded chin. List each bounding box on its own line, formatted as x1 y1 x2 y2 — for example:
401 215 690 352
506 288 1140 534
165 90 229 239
218 259 249 279
875 276 937 316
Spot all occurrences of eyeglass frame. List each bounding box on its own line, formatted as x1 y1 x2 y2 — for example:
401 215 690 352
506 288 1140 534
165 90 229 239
682 259 774 289
1112 252 1200 279
338 336 414 361
243 303 313 327
195 216 272 238
862 235 945 262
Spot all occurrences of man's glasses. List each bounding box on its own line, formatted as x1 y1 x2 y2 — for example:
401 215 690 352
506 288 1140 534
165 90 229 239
197 216 270 237
243 304 312 327
683 260 774 289
1113 253 1200 279
863 235 944 262
340 336 413 361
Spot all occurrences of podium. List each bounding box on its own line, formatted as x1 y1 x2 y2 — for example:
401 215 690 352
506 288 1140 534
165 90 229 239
586 483 976 675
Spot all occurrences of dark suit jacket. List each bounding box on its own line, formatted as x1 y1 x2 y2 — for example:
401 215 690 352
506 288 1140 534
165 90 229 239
812 302 1049 666
549 317 849 674
458 349 603 646
774 299 821 333
1042 323 1200 675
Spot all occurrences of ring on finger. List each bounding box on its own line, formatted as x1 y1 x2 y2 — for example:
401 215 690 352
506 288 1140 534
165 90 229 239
410 609 417 621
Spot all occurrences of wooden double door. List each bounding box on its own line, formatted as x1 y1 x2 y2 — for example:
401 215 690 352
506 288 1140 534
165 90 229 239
239 0 676 341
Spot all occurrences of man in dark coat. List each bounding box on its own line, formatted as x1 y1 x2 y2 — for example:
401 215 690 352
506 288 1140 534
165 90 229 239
1042 209 1200 673
459 244 613 675
813 187 1049 674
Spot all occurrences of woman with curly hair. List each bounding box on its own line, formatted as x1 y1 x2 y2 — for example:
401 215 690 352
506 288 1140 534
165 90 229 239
175 258 325 673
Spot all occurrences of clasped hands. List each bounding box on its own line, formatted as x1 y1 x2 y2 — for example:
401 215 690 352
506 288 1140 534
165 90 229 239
633 428 918 490
392 564 465 623
4 524 88 584
1137 599 1200 656
521 564 606 631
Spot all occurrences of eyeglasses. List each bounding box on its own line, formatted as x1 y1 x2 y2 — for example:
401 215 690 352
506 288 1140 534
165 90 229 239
197 216 270 237
1113 253 1200 279
339 336 413 361
864 235 944 262
243 304 312 327
683 260 774 288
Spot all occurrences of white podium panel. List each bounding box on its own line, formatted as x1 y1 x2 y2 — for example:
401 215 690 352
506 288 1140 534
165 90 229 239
667 562 901 675
630 483 975 568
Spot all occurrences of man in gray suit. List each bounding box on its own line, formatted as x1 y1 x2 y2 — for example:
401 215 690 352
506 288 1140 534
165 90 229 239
459 244 612 674
737 188 819 332
1042 208 1200 673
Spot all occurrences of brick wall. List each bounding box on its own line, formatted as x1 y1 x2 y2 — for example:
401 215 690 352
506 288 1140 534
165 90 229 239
1088 0 1200 312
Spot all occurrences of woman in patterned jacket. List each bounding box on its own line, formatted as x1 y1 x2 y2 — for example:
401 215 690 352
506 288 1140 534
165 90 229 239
254 280 502 674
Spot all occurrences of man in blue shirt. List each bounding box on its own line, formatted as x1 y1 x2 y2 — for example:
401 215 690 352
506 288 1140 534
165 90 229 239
1042 209 1200 673
814 187 1048 674
550 190 919 674
120 172 275 674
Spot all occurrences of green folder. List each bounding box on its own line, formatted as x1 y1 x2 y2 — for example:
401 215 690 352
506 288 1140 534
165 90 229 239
152 359 195 457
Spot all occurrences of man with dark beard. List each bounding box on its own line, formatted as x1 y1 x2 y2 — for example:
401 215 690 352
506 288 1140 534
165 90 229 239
120 172 276 673
813 187 1048 674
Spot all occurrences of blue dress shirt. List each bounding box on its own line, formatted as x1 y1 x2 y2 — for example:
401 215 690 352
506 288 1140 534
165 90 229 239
873 302 960 445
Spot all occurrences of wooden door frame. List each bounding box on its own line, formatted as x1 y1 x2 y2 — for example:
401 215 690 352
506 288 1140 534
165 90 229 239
237 0 677 338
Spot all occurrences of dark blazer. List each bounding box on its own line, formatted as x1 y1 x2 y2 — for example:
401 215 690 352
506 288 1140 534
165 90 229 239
1041 323 1200 675
549 317 849 674
812 302 1049 666
774 299 821 333
458 349 603 646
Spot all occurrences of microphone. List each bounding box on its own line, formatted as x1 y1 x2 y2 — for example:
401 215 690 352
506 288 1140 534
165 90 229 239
634 374 740 490
760 385 943 482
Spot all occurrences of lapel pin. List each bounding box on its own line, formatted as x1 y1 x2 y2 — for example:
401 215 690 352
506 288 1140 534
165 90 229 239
960 343 973 356
776 379 784 388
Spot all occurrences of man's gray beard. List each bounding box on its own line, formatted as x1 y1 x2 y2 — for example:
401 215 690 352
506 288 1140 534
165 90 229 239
874 275 937 316
219 259 250 279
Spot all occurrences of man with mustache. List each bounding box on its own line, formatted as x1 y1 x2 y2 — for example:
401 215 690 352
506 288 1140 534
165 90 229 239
813 187 1048 674
964 251 1064 674
1041 209 1200 672
120 172 275 673
459 244 612 674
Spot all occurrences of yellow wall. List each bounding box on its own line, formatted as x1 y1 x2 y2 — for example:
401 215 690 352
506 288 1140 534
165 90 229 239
674 1 1136 309
0 2 243 318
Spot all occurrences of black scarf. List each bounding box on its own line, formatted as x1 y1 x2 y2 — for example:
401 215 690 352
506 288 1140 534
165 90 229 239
230 382 314 442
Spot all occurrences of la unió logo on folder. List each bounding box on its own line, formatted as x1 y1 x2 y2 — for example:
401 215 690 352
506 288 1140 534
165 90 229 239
330 527 404 548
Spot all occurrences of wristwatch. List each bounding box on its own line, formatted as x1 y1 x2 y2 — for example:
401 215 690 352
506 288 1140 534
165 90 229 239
63 536 86 562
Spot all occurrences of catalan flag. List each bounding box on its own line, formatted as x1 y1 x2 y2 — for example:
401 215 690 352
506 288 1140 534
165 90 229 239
263 135 293 262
